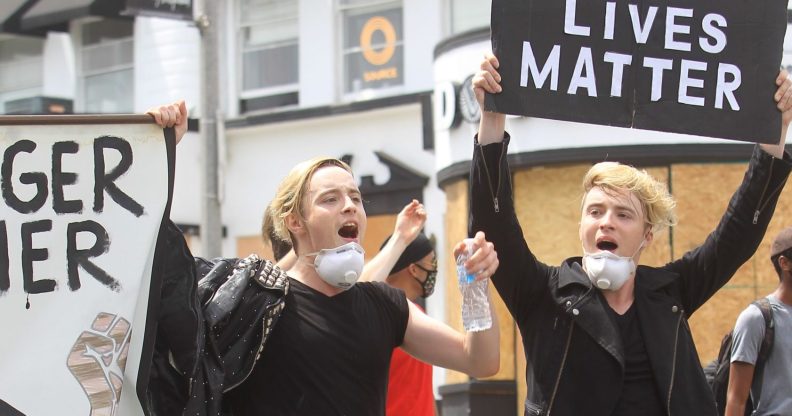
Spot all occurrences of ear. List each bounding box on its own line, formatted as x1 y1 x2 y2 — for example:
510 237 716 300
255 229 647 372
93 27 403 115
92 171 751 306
780 255 792 272
404 263 417 278
644 227 654 247
285 212 305 237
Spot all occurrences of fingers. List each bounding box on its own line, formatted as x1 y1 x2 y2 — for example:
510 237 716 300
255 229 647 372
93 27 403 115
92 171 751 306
473 53 503 94
146 107 163 126
462 231 499 280
177 99 188 120
146 101 184 128
411 201 427 220
473 70 502 94
472 52 503 98
399 199 425 220
470 247 499 280
414 206 427 224
776 69 789 86
482 52 500 71
407 199 420 213
394 200 426 242
398 200 414 216
480 54 501 82
777 80 792 112
775 70 792 97
779 87 792 113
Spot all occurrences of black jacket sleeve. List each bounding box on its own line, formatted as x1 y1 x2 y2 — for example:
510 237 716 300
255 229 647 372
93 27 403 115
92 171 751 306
147 220 206 415
469 133 555 322
666 145 791 313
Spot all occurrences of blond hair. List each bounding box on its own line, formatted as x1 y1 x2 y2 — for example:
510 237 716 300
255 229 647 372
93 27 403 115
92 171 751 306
582 162 677 231
268 157 354 250
261 204 292 261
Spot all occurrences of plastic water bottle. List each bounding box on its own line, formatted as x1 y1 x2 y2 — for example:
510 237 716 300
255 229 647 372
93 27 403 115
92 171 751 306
457 238 492 332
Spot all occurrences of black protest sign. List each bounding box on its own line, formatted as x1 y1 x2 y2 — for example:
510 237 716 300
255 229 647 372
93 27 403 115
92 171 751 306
486 0 788 143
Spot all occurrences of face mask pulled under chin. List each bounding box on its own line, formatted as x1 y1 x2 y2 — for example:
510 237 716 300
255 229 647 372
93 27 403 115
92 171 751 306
582 241 644 291
307 242 365 290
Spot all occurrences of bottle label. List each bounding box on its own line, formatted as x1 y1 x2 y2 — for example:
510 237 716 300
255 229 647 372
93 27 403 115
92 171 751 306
456 238 477 284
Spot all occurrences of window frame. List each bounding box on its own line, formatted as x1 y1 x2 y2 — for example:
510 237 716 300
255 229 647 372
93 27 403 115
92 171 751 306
0 35 45 113
338 0 405 102
73 17 135 114
447 0 491 36
236 0 300 107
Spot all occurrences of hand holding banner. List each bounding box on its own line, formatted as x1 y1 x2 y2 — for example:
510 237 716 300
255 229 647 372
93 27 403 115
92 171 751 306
0 116 174 416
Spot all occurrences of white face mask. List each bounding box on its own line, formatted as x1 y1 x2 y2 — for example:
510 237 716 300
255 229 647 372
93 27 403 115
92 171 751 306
582 241 644 290
307 242 365 290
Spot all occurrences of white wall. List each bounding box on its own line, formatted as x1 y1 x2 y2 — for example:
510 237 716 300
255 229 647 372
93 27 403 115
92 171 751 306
133 17 203 240
298 0 336 107
403 0 442 92
133 17 201 113
223 0 239 117
42 32 75 99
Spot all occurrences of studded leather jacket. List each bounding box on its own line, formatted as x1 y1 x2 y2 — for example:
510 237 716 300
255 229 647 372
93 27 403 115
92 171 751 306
145 221 288 416
470 136 790 416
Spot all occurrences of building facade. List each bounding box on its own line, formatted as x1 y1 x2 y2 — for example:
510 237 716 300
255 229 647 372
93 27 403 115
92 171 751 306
2 1 792 414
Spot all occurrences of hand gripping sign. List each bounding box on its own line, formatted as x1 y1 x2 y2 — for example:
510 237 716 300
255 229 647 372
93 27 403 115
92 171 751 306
0 115 175 416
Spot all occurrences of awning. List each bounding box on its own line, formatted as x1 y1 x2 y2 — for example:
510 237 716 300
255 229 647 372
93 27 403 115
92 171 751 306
124 0 193 21
19 0 127 33
2 0 191 35
0 0 37 35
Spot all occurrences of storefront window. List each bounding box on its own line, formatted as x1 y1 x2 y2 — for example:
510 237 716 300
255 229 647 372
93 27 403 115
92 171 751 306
79 19 134 113
449 0 491 35
0 36 43 113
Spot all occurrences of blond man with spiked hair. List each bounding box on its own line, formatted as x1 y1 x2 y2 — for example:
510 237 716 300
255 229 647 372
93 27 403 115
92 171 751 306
469 53 792 416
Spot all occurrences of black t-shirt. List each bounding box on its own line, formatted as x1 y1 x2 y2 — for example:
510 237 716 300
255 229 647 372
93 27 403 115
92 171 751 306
608 305 665 416
227 278 409 416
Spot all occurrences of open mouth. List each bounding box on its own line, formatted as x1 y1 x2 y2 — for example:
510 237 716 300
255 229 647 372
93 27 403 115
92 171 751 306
338 223 359 239
596 240 618 251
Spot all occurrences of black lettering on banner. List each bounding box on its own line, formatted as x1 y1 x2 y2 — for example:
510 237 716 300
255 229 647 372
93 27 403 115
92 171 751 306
67 220 119 292
52 141 83 214
0 221 8 293
21 220 56 294
2 140 48 214
93 136 144 217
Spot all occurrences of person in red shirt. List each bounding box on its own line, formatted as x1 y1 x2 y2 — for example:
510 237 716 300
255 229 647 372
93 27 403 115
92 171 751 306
380 232 438 416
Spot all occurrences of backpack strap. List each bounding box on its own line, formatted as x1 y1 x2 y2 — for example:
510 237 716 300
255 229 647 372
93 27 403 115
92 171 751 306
749 297 775 410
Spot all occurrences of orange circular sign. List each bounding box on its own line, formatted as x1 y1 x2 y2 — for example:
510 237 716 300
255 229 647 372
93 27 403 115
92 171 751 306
360 16 396 66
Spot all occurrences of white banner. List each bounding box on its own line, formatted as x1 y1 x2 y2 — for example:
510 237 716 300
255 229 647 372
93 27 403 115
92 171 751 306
0 119 173 416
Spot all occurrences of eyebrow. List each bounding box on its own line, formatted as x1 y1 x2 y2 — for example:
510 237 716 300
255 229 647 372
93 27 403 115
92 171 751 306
584 201 639 215
312 186 361 200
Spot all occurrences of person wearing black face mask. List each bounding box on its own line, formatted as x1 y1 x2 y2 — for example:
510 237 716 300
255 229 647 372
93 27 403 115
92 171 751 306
380 231 439 416
382 232 437 300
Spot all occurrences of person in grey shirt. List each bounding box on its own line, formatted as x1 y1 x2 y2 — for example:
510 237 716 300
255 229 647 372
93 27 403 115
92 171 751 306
728 226 792 416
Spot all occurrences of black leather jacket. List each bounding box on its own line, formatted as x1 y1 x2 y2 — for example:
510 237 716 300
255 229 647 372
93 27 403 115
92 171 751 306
469 136 790 416
145 221 288 416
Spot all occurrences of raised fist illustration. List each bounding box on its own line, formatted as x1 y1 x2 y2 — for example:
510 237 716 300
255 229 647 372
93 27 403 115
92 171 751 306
67 313 131 416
